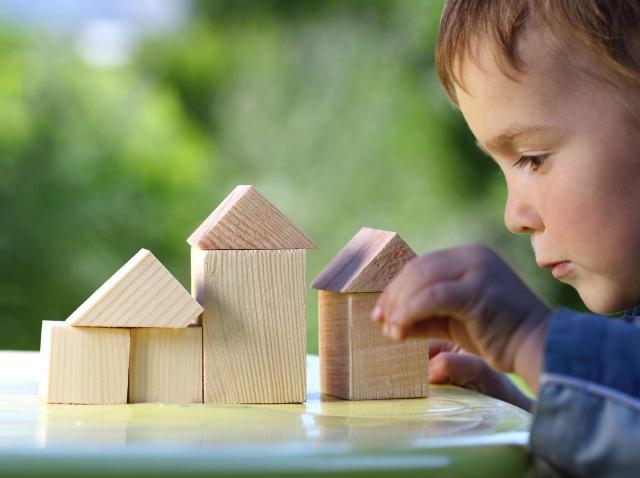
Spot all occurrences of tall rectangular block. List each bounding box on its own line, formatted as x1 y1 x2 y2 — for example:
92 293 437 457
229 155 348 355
192 248 306 403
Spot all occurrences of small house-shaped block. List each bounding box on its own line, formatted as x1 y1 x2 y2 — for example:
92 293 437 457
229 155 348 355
188 185 316 403
311 227 429 400
40 249 204 405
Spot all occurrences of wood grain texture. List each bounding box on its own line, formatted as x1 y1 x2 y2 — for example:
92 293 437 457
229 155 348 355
190 249 205 327
318 291 350 399
129 327 203 404
349 292 429 400
193 248 306 403
186 185 316 250
311 227 416 293
65 249 203 328
318 292 429 400
39 321 130 404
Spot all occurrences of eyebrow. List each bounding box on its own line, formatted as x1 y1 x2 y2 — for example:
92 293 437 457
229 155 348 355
476 125 557 155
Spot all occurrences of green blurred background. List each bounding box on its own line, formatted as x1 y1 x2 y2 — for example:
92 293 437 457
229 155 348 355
0 0 583 352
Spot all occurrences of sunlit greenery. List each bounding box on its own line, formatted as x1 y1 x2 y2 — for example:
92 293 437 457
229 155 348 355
0 1 583 351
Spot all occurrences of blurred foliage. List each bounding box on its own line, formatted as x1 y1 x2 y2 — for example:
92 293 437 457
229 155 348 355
0 0 583 351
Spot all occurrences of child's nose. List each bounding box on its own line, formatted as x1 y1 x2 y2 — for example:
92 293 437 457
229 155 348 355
503 189 543 234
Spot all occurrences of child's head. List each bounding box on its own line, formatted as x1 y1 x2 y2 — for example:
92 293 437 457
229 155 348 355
435 0 640 314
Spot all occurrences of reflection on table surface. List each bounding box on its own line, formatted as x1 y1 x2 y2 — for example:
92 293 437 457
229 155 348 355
0 351 530 453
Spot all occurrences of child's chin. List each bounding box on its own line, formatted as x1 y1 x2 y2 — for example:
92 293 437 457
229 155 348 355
578 287 630 316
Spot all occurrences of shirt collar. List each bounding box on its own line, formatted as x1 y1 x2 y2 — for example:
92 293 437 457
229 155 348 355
622 305 640 322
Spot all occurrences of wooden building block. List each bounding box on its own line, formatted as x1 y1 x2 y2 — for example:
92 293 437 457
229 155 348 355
317 291 350 398
318 291 428 400
66 249 203 328
313 227 428 400
311 227 416 293
187 185 317 250
192 248 307 403
39 321 130 404
129 327 203 404
188 184 315 404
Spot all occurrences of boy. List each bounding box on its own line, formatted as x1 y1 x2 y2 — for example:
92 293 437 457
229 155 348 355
372 1 640 476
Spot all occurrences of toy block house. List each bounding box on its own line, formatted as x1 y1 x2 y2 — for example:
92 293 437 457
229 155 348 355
311 227 429 400
188 185 316 404
39 249 203 405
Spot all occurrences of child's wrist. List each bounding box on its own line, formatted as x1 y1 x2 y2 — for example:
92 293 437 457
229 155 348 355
500 374 535 412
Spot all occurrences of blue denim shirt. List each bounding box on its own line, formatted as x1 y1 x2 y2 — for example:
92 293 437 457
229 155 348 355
528 307 640 477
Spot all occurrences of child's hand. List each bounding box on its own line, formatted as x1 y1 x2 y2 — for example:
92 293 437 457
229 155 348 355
429 339 533 411
372 244 551 391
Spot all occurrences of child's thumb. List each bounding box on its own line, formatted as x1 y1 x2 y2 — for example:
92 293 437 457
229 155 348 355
428 351 486 389
428 351 534 411
428 339 461 358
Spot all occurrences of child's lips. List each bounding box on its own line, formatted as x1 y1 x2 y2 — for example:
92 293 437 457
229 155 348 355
542 261 572 278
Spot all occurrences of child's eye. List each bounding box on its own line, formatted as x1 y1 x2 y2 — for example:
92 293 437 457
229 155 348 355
514 154 548 171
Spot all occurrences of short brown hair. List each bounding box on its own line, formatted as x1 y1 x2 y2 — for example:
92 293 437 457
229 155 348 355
435 0 640 106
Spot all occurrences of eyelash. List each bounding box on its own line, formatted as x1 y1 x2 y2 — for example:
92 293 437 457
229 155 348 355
514 154 548 171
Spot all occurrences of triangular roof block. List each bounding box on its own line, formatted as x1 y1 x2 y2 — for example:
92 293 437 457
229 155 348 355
311 227 416 293
66 249 203 328
187 185 316 250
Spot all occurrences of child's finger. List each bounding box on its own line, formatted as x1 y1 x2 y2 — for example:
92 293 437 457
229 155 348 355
371 288 389 322
428 351 485 388
405 319 478 354
429 351 533 411
429 352 489 390
388 280 470 331
384 315 452 341
376 257 465 324
428 339 460 358
373 267 406 322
